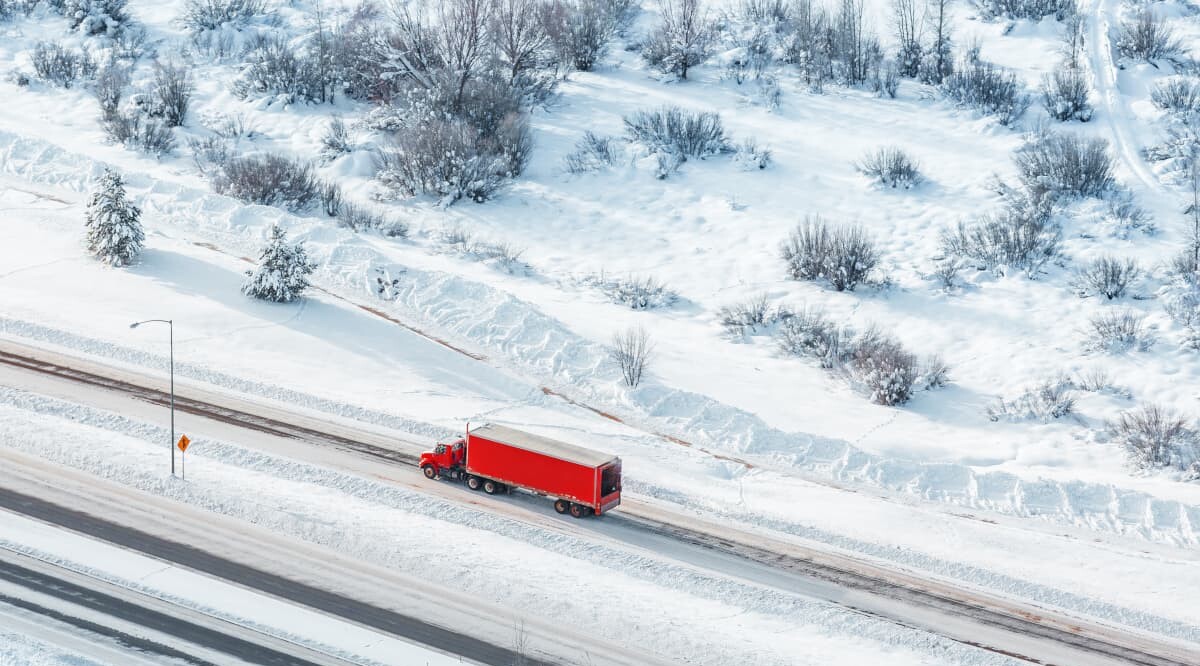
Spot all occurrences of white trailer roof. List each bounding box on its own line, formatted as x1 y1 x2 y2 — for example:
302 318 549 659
470 424 618 468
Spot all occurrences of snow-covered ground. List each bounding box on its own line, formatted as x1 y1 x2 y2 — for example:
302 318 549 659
2 0 1200 662
0 511 468 666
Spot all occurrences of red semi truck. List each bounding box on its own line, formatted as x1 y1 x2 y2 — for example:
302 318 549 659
419 424 622 518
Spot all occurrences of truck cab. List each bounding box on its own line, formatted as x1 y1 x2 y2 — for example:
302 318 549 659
420 439 466 479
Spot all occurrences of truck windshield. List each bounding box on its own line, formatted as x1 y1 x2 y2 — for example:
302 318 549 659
601 465 620 495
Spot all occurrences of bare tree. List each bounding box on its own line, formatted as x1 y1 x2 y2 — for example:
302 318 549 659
1174 156 1200 277
492 0 548 82
834 0 874 85
892 0 924 77
440 0 493 102
611 326 653 387
151 60 194 127
1060 11 1084 70
923 0 953 84
389 0 492 102
643 0 711 80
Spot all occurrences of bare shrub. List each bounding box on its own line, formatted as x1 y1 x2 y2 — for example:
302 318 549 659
103 112 176 156
740 0 787 23
319 180 342 217
150 60 193 127
1107 196 1154 237
623 106 727 159
587 273 679 309
848 328 919 406
941 57 1031 126
1116 8 1182 62
858 147 922 189
987 374 1077 422
1108 404 1194 469
940 195 1060 276
214 112 254 139
611 326 653 388
320 115 352 160
777 312 933 404
0 0 23 21
59 0 130 38
563 131 621 174
30 41 96 88
1072 255 1139 299
931 259 960 290
654 151 684 179
93 63 130 120
732 138 771 171
213 153 320 210
1087 309 1152 353
187 135 231 175
641 0 713 80
980 0 1074 20
1151 77 1200 117
375 118 519 204
181 0 266 34
443 235 528 273
1015 131 1113 198
718 293 789 337
542 0 621 72
920 354 950 389
1165 288 1200 350
775 306 848 368
1040 67 1092 122
879 61 899 98
781 216 879 291
232 34 330 104
337 202 410 237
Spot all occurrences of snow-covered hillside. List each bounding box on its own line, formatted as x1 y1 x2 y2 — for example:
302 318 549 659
2 0 1200 662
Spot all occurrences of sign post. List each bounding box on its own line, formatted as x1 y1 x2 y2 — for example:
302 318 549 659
176 435 191 480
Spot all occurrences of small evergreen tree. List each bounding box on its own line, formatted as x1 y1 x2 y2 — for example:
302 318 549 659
242 224 316 302
85 168 143 267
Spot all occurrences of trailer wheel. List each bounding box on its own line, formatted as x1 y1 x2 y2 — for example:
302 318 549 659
421 465 437 480
553 499 570 514
466 475 482 491
568 503 591 519
483 480 499 495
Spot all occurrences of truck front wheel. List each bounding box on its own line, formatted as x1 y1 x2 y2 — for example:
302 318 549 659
554 499 570 514
421 465 437 480
466 475 482 491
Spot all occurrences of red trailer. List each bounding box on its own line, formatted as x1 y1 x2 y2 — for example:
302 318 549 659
419 424 622 517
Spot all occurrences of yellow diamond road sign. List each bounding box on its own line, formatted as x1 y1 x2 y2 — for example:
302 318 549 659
176 435 191 453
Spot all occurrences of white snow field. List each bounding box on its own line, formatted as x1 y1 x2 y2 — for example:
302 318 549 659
1 0 1200 662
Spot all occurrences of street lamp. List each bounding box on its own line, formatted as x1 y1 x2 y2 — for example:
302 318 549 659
130 319 175 476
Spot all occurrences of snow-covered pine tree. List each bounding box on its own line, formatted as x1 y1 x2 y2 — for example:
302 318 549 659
85 168 144 267
242 224 316 303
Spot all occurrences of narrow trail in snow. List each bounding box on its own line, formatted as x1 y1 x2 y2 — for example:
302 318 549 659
1086 0 1175 201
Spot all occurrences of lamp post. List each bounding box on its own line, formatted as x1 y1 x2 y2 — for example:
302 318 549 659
130 319 174 476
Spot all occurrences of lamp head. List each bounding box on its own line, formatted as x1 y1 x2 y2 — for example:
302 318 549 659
129 322 140 329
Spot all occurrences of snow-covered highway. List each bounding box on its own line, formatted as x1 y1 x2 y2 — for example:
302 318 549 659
0 338 1196 666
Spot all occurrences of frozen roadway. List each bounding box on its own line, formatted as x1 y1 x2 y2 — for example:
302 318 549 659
1 338 1198 666
0 549 351 666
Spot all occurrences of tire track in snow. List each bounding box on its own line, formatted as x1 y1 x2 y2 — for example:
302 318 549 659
1085 0 1174 199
